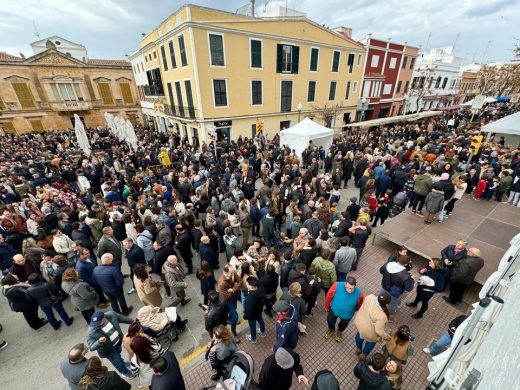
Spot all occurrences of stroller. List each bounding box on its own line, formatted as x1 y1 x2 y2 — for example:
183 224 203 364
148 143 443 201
389 190 409 218
202 351 255 390
274 229 292 250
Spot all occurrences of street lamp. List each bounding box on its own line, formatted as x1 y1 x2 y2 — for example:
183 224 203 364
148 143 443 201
361 97 368 121
297 102 303 122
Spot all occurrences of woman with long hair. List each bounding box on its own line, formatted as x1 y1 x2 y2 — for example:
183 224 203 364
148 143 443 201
133 263 163 307
61 268 98 324
383 325 414 365
386 359 403 389
207 324 239 380
77 356 130 390
353 292 392 361
130 334 165 388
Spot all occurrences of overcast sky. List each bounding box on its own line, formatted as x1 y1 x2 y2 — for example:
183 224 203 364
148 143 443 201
0 0 518 63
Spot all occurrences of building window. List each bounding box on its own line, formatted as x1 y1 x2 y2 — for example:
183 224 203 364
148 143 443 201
30 119 44 131
208 33 225 66
119 83 133 104
370 55 379 68
383 83 392 95
153 51 157 59
168 40 177 68
166 82 176 115
213 79 228 107
251 80 262 105
250 39 262 68
175 81 184 116
307 81 316 102
362 81 371 97
396 80 402 93
0 96 5 111
184 80 195 118
345 81 351 100
280 120 291 130
389 57 397 69
442 78 448 89
73 84 84 100
277 44 299 74
160 45 168 71
404 81 409 93
59 83 75 101
98 83 114 105
310 48 319 71
435 77 441 88
357 54 362 66
409 57 415 69
353 81 358 93
332 51 340 72
280 80 292 112
328 81 337 100
347 53 355 73
402 56 408 69
12 82 35 109
178 34 187 66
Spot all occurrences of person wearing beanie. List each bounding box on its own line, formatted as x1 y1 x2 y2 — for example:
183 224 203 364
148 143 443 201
258 347 308 389
423 183 445 224
436 173 455 221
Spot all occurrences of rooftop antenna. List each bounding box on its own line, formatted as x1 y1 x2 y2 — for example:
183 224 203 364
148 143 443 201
263 1 270 13
452 32 461 52
32 21 40 39
251 0 255 17
423 32 432 54
481 40 492 64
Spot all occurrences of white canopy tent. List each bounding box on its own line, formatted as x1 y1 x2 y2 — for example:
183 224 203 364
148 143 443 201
480 111 520 146
73 114 91 156
125 119 138 150
462 96 496 106
279 118 334 158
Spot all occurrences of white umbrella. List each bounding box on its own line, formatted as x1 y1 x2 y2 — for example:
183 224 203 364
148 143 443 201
115 116 126 141
125 119 138 150
104 112 115 135
74 114 91 156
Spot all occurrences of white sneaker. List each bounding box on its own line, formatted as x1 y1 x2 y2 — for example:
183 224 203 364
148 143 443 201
246 335 257 343
423 347 432 354
127 288 136 295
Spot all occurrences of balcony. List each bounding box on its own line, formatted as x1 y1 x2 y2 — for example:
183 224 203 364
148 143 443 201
163 104 197 120
49 101 93 111
144 85 164 97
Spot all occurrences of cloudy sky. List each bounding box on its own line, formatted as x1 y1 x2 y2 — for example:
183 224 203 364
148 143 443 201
0 0 518 63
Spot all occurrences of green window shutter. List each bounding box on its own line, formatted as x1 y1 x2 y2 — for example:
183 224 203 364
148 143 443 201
276 44 283 73
292 46 299 74
251 40 262 68
310 48 318 71
332 51 340 72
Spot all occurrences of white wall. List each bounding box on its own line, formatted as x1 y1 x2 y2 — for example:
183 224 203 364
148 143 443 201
129 53 148 86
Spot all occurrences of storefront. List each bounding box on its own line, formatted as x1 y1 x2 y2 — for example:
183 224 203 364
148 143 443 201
214 120 232 143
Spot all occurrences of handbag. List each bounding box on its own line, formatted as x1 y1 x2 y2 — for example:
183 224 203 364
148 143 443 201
389 285 403 298
46 284 64 303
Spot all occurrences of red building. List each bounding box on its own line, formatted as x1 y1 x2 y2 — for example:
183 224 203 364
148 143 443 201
358 35 417 120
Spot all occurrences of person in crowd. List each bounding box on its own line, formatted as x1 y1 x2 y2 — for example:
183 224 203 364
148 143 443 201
77 355 131 390
258 347 308 390
382 325 414 365
149 351 186 390
324 276 364 342
122 238 146 295
1 273 47 329
60 343 90 390
333 237 356 280
379 254 414 317
217 264 241 337
133 263 163 307
443 247 484 305
260 264 278 317
444 175 467 216
310 369 340 390
349 219 371 270
311 248 337 295
174 224 193 275
95 227 123 269
273 300 300 351
196 260 216 305
423 315 468 356
353 352 392 390
353 293 392 361
162 255 191 307
441 240 468 267
92 253 133 316
199 235 218 270
385 360 403 390
11 254 38 282
243 276 266 343
76 247 109 308
152 240 173 297
202 290 229 338
423 183 445 224
0 234 18 275
26 272 74 330
61 268 99 324
410 166 433 215
406 258 449 318
129 334 165 388
206 324 239 380
86 311 134 379
136 224 155 269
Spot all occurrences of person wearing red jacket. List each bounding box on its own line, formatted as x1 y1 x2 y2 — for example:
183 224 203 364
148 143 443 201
324 276 364 343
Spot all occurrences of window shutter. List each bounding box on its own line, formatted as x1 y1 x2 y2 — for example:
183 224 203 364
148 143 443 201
119 83 133 104
292 46 299 74
276 44 283 73
30 119 44 132
12 83 36 109
1 121 15 133
0 96 5 111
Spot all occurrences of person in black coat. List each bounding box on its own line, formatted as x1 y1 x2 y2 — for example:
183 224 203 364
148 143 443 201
199 236 217 270
150 351 186 390
259 347 308 390
111 214 127 242
334 212 352 238
152 241 174 297
260 265 279 317
174 225 193 274
203 290 228 338
243 276 266 342
1 274 47 329
122 239 146 294
353 352 391 390
196 261 216 305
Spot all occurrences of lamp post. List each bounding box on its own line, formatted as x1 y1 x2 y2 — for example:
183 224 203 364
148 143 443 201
297 102 303 122
361 97 368 121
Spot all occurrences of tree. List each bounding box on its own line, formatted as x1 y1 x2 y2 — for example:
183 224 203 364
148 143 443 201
477 64 520 96
312 103 337 128
406 66 436 112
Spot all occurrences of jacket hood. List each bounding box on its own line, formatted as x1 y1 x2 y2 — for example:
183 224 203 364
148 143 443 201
386 261 406 274
140 230 153 239
356 362 388 387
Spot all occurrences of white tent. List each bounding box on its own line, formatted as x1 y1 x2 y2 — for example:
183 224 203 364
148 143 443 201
73 114 91 156
279 118 334 158
462 96 496 106
125 119 138 150
480 111 520 146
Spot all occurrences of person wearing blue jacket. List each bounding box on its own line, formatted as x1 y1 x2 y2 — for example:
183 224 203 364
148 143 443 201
273 300 300 352
92 253 133 315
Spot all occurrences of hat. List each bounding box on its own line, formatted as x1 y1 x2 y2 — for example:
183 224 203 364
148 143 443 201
440 173 450 180
425 166 432 172
90 311 105 326
350 197 357 203
275 347 294 369
272 300 291 313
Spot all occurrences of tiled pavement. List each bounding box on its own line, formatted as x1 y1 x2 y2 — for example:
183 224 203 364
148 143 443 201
182 239 480 389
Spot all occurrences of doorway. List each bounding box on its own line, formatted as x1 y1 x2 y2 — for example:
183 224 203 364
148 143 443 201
216 127 231 143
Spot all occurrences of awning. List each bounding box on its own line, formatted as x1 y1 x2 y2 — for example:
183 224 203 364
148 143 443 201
346 110 442 128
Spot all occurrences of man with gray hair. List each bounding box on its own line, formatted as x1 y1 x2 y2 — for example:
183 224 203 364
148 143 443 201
60 343 90 389
444 247 484 305
95 226 123 269
92 253 133 315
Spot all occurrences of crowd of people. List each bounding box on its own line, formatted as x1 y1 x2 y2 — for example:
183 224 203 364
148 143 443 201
0 100 518 389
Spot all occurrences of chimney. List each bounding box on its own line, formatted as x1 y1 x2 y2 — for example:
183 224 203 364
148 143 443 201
332 26 352 38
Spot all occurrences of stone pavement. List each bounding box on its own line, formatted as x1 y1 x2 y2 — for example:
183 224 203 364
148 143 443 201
182 240 480 390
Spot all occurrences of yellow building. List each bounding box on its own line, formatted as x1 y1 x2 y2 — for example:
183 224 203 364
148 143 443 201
130 4 365 143
0 36 141 134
